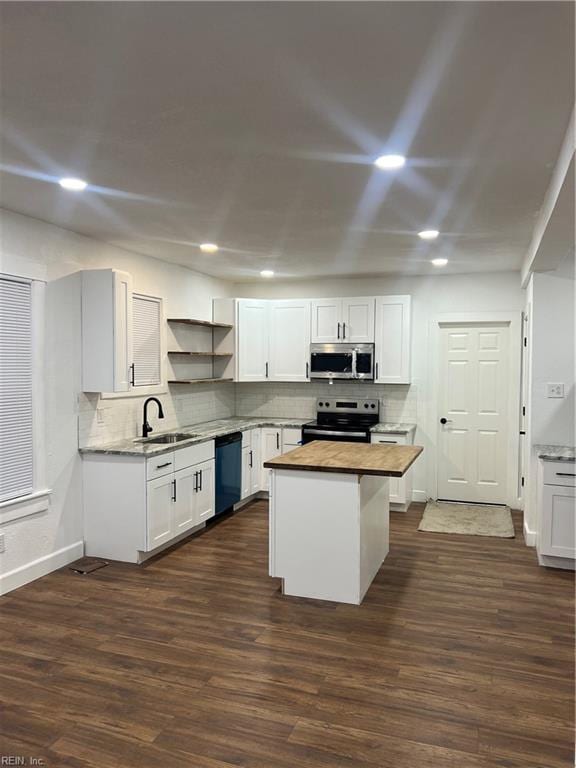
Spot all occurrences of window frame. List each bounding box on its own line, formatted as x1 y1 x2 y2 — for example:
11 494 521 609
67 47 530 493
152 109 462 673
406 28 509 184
0 274 50 519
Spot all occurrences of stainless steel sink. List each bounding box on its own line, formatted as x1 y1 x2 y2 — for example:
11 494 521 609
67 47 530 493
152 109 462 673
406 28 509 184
140 432 196 444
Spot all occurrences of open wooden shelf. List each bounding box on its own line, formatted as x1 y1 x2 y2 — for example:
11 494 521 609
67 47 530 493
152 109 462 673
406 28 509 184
167 318 233 329
168 351 232 358
168 378 234 385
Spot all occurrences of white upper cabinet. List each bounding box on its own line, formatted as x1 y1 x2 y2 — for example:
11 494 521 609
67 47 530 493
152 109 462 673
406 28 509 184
311 297 375 343
269 300 311 381
237 299 270 382
311 299 341 343
374 295 411 384
341 298 375 343
132 294 163 387
82 269 133 393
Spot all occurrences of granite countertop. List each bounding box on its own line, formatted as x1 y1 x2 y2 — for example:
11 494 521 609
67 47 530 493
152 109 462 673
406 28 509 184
371 422 416 435
535 445 575 462
264 441 423 477
79 417 418 458
79 417 309 457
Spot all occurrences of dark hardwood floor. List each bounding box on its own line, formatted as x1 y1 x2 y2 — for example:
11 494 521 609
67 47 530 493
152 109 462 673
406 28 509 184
1 501 574 767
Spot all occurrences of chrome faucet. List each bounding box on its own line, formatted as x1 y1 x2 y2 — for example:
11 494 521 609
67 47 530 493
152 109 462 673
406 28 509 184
142 397 164 438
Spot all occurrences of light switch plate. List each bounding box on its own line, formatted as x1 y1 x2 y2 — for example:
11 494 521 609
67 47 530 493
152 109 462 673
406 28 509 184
546 382 565 398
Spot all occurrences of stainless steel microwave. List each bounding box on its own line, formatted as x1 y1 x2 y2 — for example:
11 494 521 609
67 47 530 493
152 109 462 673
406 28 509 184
309 343 375 380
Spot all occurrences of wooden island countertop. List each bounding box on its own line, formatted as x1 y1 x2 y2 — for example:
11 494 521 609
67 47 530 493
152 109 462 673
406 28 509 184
264 440 423 477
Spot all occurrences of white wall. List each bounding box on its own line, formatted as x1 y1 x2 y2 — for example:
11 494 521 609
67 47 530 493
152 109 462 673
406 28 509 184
0 209 233 592
523 268 575 540
233 271 526 501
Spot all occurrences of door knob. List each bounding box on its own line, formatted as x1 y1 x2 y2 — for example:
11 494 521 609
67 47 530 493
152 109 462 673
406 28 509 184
440 418 453 425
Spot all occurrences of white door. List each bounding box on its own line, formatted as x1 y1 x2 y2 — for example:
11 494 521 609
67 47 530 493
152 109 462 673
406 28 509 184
146 474 174 550
374 295 411 384
237 300 269 381
173 465 197 535
195 459 215 523
113 270 133 392
261 428 282 491
311 299 342 343
269 300 311 381
341 298 375 343
437 324 510 504
241 447 251 500
250 433 261 495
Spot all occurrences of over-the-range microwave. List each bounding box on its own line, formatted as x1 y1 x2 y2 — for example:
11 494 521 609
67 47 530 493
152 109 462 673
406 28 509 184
309 343 375 380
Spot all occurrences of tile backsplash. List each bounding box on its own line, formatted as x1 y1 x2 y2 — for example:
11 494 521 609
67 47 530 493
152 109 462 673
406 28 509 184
78 381 417 447
78 383 236 447
235 382 417 423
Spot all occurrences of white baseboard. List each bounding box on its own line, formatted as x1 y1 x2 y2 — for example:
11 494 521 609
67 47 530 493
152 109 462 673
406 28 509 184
523 520 537 547
0 540 84 596
412 490 427 503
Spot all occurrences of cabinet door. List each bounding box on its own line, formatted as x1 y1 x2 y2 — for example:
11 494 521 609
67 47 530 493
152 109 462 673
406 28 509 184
269 300 311 381
195 459 215 523
146 474 174 551
238 300 269 382
370 435 405 504
114 270 133 392
241 447 251 500
311 299 342 343
374 295 411 384
540 485 576 558
261 428 282 492
132 293 162 388
173 465 198 535
341 298 375 343
250 432 261 495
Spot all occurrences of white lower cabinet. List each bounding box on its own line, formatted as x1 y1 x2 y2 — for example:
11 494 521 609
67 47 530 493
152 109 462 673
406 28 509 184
84 440 215 564
241 429 263 498
370 432 413 510
538 460 575 566
261 427 282 491
147 474 175 549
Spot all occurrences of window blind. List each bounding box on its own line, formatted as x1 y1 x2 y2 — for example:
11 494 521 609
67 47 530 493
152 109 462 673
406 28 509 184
132 294 161 387
0 277 34 502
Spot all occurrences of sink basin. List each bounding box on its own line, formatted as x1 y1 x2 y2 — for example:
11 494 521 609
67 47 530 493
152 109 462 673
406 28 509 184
141 432 196 444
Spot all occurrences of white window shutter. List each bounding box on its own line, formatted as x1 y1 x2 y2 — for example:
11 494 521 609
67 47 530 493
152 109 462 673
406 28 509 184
132 294 162 387
0 277 34 502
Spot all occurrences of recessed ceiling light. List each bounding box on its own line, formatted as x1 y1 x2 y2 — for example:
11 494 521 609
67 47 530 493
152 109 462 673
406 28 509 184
58 177 87 191
418 229 439 240
374 154 406 170
199 243 219 253
431 258 448 267
260 270 274 278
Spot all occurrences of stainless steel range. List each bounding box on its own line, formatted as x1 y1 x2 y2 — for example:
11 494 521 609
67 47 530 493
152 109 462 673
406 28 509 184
302 398 380 444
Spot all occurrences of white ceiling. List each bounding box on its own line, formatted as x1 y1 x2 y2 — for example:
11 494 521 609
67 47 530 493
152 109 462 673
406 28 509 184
0 2 573 281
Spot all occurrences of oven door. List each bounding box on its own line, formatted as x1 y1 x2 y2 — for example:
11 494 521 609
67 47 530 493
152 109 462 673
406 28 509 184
310 345 354 379
302 428 369 444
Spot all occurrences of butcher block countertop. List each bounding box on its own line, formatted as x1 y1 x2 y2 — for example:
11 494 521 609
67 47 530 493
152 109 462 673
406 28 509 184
264 440 423 477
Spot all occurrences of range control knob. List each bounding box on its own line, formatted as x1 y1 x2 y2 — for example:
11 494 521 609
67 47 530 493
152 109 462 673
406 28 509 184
319 402 324 407
325 402 330 407
364 403 369 408
371 404 376 409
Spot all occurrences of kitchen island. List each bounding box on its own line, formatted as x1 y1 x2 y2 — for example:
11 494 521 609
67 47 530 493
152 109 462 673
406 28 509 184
265 440 423 605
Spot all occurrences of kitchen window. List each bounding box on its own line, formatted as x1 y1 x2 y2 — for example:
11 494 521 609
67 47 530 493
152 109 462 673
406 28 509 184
0 274 47 512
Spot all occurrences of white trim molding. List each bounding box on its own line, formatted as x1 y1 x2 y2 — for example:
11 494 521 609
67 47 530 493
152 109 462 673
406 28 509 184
426 312 523 510
523 519 537 547
0 488 52 524
0 540 84 596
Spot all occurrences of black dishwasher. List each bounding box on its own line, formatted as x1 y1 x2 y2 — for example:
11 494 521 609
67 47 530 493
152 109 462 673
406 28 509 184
214 432 242 516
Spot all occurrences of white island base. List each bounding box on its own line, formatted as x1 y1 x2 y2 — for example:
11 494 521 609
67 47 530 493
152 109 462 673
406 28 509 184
269 469 390 604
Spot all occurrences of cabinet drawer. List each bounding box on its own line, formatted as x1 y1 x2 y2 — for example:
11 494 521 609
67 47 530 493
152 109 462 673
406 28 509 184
543 461 576 487
147 452 176 480
282 427 303 446
242 430 252 449
371 433 408 446
175 440 215 471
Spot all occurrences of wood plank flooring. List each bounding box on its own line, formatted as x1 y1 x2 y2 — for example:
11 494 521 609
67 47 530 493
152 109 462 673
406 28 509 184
1 501 574 767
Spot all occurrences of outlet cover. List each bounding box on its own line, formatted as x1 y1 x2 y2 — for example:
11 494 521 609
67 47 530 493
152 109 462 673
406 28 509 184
547 382 565 398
